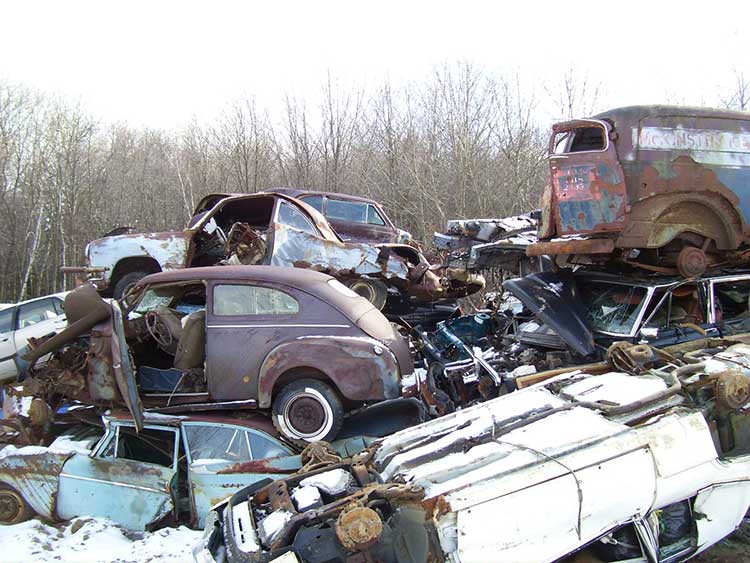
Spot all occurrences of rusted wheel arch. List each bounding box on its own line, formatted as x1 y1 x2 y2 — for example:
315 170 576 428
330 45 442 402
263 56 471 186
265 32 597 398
619 193 742 251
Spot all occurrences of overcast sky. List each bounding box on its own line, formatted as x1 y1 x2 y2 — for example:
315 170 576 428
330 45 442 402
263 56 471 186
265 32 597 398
2 0 748 129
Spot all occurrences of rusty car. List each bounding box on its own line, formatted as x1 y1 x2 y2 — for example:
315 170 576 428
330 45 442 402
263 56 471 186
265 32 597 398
528 105 750 278
64 191 481 309
16 266 414 444
270 189 411 245
195 339 750 563
0 409 395 531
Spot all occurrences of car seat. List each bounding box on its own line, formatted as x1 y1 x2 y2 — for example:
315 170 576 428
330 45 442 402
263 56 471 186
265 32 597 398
174 310 206 370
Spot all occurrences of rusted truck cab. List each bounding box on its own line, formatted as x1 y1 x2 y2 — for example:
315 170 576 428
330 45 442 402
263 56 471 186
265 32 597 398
529 106 750 277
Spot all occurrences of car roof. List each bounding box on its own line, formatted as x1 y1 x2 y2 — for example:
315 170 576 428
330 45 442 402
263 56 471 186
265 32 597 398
191 191 341 242
592 105 750 124
575 268 750 288
106 410 280 437
270 188 382 206
138 264 334 287
1 291 69 310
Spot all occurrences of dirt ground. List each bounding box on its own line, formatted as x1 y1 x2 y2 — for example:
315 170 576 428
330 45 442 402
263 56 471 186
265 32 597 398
693 517 750 562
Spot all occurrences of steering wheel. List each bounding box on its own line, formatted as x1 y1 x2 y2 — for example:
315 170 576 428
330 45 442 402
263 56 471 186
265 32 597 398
145 311 174 348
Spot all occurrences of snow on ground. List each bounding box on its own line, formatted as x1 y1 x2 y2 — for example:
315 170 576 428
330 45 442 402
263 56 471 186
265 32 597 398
0 517 203 563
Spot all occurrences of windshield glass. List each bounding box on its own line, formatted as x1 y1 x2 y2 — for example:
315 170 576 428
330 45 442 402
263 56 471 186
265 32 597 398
578 281 649 335
134 289 173 314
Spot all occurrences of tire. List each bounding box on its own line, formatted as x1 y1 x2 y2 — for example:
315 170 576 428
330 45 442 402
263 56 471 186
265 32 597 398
0 485 34 525
344 278 388 310
113 271 149 300
272 379 344 444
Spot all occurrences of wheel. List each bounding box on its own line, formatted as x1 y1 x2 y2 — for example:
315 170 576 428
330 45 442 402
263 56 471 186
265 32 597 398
272 379 344 444
113 271 149 300
676 246 707 278
0 485 34 525
344 278 388 310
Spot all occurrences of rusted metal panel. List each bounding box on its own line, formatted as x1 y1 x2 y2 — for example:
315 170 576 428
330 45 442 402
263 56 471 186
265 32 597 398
0 451 73 520
256 336 401 408
86 231 189 288
526 237 614 256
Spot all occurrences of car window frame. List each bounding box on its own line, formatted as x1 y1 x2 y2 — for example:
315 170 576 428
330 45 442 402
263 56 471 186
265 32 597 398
275 200 320 237
707 274 750 324
93 421 180 471
16 297 62 330
0 306 15 336
180 420 293 465
548 119 611 156
577 278 656 338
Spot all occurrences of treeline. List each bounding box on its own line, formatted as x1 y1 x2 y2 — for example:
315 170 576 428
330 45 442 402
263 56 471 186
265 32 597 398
1 64 747 301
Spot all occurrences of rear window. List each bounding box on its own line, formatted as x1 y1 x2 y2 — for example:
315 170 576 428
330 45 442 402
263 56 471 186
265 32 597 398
327 199 367 223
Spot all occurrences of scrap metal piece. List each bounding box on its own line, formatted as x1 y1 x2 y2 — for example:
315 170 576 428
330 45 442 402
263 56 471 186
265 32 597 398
335 505 383 551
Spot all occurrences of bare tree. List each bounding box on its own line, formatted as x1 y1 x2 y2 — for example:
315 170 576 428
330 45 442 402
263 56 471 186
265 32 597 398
721 69 750 111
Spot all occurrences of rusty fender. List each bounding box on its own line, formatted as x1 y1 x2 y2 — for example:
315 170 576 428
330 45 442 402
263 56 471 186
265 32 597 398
0 451 74 520
256 336 401 408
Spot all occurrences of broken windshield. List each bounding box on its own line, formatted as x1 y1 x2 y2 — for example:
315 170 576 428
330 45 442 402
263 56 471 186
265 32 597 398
578 281 649 335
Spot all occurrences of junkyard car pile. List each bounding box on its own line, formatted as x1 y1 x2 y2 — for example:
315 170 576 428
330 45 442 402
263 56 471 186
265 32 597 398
3 105 750 562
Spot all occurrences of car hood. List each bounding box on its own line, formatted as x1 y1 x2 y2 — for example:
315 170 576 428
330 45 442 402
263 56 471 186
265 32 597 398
502 271 596 357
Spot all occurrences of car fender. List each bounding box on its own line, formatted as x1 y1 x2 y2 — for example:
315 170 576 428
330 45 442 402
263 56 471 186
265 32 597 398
87 231 189 284
256 335 401 408
0 449 75 520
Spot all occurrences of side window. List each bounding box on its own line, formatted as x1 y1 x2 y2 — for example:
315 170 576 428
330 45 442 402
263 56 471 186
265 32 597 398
278 202 319 236
300 195 324 213
0 308 13 335
643 286 703 329
100 425 176 469
213 284 299 316
184 424 252 463
250 431 292 460
366 205 386 226
52 298 66 317
713 280 750 321
17 299 60 328
327 199 367 223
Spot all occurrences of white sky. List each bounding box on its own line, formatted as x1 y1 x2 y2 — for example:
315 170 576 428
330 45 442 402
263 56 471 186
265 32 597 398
2 0 749 129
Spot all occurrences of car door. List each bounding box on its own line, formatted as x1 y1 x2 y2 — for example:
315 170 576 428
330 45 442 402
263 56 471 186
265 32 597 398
12 297 67 367
0 306 17 381
205 281 311 402
547 119 628 236
181 421 300 527
56 421 179 530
